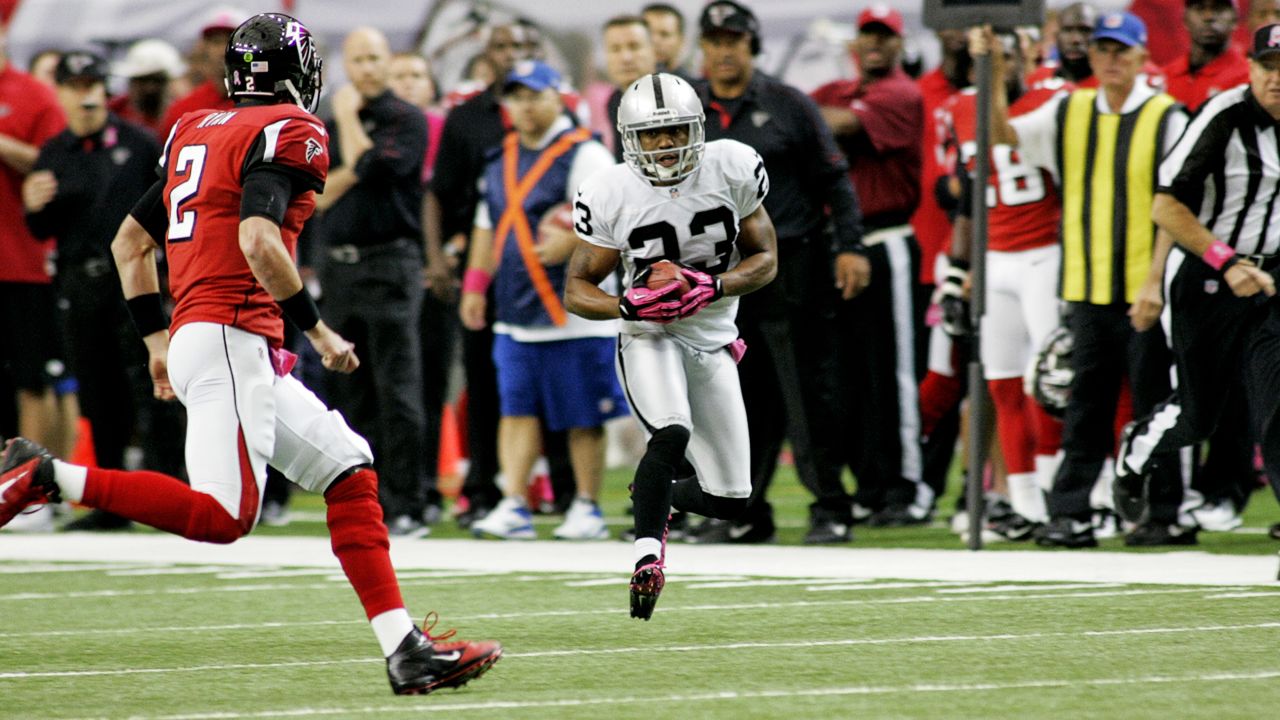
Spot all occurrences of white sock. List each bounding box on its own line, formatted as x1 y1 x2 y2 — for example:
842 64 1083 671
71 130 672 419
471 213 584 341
1034 452 1063 493
634 537 662 565
370 608 417 657
51 460 87 503
1007 472 1048 523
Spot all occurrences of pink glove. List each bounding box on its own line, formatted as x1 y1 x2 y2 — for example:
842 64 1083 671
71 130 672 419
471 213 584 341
678 266 724 317
620 285 682 323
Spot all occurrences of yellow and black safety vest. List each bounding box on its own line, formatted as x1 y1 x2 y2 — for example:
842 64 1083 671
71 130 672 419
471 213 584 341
1057 88 1177 305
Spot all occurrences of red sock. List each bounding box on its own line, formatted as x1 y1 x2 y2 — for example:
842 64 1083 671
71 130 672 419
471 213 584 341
83 468 247 543
988 378 1035 475
920 370 964 438
325 468 405 620
1032 402 1063 457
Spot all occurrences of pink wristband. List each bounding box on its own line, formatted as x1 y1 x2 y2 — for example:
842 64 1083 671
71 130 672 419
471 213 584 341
462 268 492 294
1203 240 1236 271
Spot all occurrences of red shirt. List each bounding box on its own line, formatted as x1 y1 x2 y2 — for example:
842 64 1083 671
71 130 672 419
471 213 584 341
163 104 329 347
1161 47 1249 111
0 65 65 283
811 67 923 226
943 85 1063 253
911 67 963 284
160 81 234 138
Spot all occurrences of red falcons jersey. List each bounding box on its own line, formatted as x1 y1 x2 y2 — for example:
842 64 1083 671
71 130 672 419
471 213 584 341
160 104 328 347
943 84 1063 252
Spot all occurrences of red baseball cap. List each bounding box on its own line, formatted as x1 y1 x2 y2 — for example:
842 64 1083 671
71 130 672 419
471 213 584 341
857 4 904 36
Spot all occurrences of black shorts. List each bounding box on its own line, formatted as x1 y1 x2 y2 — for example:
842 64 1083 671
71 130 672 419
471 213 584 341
0 281 66 391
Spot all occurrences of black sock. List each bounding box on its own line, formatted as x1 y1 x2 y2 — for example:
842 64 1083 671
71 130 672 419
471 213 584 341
633 457 675 540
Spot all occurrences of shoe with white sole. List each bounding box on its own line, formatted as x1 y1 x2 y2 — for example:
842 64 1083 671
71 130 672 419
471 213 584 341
553 498 609 540
471 497 536 540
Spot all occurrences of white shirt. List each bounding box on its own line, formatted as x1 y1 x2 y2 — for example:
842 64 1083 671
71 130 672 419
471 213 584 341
575 139 768 352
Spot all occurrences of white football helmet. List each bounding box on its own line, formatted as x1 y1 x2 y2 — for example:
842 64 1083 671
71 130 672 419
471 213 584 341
617 73 705 184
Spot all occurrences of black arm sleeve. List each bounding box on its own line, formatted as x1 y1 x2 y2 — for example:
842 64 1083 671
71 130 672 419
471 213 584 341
828 176 866 254
129 179 169 242
240 166 296 225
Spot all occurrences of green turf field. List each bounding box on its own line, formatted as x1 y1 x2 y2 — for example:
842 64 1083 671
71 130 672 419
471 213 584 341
2 555 1279 719
3 466 1279 718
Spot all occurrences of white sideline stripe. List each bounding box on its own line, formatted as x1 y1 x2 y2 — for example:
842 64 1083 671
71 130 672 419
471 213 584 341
96 670 1280 719
0 534 1275 586
8 622 1279 680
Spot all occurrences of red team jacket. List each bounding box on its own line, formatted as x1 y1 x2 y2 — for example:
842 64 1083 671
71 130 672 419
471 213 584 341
161 104 328 348
941 81 1065 253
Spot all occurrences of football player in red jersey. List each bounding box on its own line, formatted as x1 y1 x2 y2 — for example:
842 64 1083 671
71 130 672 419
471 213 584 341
0 14 501 696
940 31 1067 540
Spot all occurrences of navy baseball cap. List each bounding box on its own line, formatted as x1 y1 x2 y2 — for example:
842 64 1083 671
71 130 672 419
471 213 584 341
503 60 561 94
1253 23 1280 59
1092 12 1147 48
55 51 109 84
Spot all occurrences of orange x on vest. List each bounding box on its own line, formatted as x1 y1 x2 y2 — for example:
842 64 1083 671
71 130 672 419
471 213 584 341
492 127 591 327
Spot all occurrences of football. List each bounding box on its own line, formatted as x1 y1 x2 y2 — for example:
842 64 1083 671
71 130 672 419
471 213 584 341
646 260 691 295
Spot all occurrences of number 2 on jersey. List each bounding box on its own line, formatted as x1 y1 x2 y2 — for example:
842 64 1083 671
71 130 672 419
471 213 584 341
168 144 208 242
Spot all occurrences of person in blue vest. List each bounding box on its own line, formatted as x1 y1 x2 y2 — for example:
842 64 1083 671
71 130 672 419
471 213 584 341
459 60 628 541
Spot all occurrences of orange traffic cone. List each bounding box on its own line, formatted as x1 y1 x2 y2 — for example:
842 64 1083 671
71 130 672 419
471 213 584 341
437 403 463 498
69 417 97 467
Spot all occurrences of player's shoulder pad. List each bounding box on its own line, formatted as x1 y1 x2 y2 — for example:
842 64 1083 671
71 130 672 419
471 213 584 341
576 161 629 209
706 139 763 181
243 105 330 182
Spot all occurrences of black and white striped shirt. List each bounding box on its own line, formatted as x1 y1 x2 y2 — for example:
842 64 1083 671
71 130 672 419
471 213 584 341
1159 84 1280 256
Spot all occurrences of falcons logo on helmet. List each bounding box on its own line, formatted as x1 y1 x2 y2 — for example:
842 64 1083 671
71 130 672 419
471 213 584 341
305 137 324 163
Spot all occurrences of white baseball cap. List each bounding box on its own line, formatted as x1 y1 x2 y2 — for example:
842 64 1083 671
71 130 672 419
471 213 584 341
114 39 186 79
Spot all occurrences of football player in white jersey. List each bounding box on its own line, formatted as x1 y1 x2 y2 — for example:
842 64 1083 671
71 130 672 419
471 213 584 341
565 73 777 620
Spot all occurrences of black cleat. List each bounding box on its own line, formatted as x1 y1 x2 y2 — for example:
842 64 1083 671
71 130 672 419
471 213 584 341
630 558 665 621
867 503 932 527
0 438 59 529
1124 522 1198 547
803 519 852 544
386 614 502 695
986 512 1040 542
1034 517 1098 548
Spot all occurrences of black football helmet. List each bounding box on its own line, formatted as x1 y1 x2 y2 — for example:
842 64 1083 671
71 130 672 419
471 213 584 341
224 13 322 113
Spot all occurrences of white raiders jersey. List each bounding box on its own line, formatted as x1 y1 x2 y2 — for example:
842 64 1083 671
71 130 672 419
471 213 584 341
574 138 768 352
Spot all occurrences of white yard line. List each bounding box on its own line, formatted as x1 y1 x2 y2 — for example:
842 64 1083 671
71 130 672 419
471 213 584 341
0 534 1276 585
7 622 1278 681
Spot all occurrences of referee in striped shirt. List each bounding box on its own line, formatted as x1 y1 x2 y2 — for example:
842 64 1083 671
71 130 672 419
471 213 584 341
1117 23 1280 532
